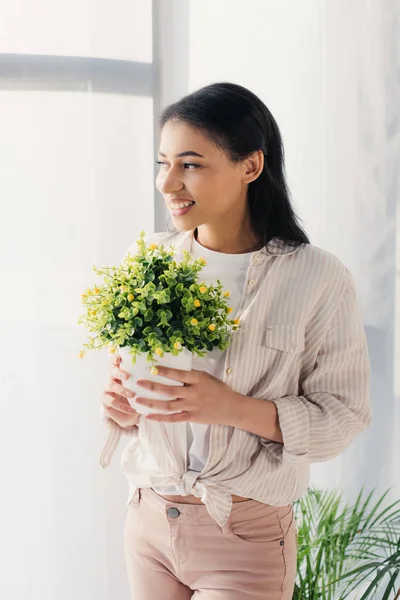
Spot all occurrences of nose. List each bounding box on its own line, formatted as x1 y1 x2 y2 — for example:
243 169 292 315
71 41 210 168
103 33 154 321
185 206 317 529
156 166 184 195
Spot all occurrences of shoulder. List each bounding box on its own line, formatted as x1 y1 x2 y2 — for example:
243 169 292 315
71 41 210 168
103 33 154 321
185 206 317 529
296 242 349 278
294 243 354 303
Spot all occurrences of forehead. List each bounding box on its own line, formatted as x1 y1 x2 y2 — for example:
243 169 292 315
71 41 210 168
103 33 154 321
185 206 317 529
159 120 220 157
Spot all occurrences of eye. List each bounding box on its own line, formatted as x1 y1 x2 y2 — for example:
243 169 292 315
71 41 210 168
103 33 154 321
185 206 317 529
155 161 200 170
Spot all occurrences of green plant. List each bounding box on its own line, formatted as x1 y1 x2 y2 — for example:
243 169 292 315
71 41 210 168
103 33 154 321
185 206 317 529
77 231 240 369
293 488 400 599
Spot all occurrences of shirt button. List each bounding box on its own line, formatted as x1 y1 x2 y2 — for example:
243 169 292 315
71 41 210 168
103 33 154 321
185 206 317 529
290 341 297 350
254 254 262 261
226 367 233 374
248 279 256 286
167 507 180 519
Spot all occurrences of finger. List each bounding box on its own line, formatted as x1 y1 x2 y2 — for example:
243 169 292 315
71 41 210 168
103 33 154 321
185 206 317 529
103 392 137 413
109 366 130 381
111 354 121 366
104 406 140 428
156 366 199 384
135 397 186 412
111 380 135 397
145 411 191 423
105 381 136 399
136 380 188 398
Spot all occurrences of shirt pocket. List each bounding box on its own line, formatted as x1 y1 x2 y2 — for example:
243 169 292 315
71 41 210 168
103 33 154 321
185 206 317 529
263 324 306 355
260 324 306 393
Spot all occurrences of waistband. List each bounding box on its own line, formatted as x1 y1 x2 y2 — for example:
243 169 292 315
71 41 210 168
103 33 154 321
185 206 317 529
135 487 291 526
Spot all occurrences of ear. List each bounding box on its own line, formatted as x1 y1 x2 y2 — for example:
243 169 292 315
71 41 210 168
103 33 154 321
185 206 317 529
242 150 264 184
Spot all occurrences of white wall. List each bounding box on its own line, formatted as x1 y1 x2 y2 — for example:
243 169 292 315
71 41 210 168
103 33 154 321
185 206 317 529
0 2 154 600
186 0 400 500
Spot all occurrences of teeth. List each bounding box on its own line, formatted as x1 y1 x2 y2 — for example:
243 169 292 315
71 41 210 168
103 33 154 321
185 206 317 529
169 201 194 209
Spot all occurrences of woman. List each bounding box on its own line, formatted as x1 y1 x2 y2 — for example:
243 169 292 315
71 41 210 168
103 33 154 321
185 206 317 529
101 82 372 600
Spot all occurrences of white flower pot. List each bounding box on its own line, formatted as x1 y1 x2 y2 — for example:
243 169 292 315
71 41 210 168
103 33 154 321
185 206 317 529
117 345 193 415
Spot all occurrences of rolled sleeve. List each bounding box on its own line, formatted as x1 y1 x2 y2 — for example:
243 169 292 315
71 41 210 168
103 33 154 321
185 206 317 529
269 269 372 467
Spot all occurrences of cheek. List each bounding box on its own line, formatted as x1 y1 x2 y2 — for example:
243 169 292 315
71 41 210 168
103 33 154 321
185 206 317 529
193 172 227 199
208 177 239 210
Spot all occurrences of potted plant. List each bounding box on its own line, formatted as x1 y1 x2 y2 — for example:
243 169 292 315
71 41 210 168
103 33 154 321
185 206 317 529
77 231 240 415
294 487 400 599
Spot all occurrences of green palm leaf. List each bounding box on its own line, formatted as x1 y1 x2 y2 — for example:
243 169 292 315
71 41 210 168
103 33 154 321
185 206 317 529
295 488 400 599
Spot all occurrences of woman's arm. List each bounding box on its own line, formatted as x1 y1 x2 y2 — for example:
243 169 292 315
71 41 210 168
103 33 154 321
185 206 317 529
228 269 372 466
229 395 283 443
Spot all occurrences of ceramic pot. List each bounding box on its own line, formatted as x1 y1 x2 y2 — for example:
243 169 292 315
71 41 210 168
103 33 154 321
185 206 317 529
117 345 193 415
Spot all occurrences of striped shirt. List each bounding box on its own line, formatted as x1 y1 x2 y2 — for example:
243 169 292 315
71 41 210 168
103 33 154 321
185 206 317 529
100 229 372 527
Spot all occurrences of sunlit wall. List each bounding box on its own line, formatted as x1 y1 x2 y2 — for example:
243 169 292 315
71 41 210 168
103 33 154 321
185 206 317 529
0 2 154 600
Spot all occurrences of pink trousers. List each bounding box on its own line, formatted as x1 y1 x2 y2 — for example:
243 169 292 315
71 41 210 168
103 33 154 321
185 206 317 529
124 488 297 599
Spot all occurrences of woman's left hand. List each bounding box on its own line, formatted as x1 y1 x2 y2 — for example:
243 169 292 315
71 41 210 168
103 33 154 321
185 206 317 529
135 367 240 425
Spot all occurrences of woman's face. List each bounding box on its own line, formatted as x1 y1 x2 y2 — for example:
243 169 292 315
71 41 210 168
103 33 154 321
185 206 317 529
156 120 259 232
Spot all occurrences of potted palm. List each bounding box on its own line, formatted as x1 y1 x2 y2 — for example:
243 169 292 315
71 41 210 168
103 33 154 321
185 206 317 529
77 231 240 415
294 487 400 599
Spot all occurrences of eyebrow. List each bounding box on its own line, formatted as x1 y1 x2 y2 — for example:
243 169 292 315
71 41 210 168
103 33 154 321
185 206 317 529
158 150 205 158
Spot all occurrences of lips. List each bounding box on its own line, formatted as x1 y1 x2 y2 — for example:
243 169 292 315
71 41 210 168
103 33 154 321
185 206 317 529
168 202 195 216
168 198 195 205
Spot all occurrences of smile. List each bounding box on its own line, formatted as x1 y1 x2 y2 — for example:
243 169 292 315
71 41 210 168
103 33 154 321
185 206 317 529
168 201 196 216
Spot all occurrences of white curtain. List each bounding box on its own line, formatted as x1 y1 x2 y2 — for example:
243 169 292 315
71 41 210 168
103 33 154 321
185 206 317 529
1 2 399 600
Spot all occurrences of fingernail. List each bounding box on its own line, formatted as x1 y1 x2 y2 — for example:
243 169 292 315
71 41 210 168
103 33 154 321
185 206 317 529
126 390 135 398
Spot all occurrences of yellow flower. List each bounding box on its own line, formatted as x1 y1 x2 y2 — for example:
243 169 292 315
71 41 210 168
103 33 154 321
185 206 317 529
224 291 231 298
108 345 116 354
194 299 201 307
174 341 182 350
90 310 97 316
150 366 159 375
190 318 198 326
198 258 207 266
87 290 93 295
148 243 158 251
81 293 87 298
77 351 85 359
234 318 240 326
155 348 164 357
199 286 207 294
101 300 108 305
94 286 100 294
208 324 216 331
227 307 233 314
127 294 134 301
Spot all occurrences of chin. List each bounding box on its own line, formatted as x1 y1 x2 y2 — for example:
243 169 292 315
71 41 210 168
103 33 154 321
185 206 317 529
170 217 198 233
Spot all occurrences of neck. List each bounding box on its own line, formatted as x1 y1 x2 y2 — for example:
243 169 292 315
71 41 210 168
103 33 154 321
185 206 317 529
194 225 263 254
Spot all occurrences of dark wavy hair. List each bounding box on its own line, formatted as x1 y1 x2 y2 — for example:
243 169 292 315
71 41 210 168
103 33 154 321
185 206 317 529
159 82 310 251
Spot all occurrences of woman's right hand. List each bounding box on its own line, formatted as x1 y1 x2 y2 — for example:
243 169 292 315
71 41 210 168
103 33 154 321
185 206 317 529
102 354 139 428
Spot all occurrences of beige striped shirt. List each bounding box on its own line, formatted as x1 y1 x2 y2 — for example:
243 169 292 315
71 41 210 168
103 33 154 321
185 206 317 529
100 229 372 527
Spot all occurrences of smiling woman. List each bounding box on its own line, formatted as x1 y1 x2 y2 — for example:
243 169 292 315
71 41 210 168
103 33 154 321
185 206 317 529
154 118 269 252
101 82 372 600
